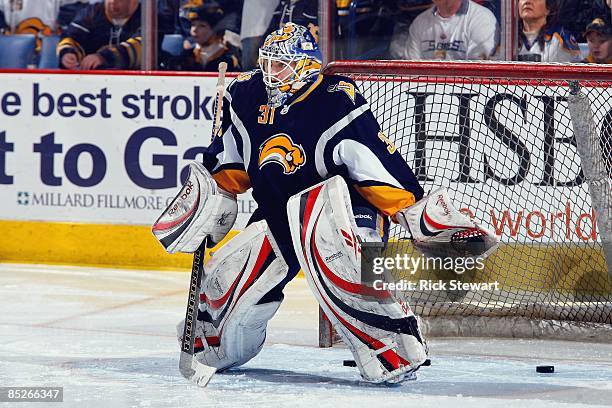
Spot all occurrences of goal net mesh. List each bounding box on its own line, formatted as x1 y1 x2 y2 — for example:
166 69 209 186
321 61 612 343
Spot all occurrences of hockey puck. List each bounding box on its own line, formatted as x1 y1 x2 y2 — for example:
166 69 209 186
343 360 357 367
536 365 554 373
422 359 432 367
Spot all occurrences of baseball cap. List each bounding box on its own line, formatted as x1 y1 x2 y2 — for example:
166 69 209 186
183 2 224 27
584 17 612 37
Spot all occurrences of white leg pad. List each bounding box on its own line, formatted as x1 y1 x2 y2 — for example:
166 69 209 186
177 220 288 371
287 176 428 384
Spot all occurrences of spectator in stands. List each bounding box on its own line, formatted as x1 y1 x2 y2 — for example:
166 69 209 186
240 0 278 70
240 0 319 70
0 0 90 36
179 0 243 50
559 0 611 42
267 0 318 40
390 0 498 60
517 0 581 62
387 0 498 59
58 1 97 32
57 0 141 70
387 1 435 60
0 0 90 58
173 3 241 71
241 0 317 70
583 17 612 64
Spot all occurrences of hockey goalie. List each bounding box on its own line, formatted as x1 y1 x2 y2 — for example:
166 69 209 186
152 22 498 384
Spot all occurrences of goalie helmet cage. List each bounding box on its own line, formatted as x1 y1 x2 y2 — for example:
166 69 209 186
318 60 612 347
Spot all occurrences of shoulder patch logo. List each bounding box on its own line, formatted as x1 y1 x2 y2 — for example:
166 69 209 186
237 71 254 82
258 134 306 175
327 81 356 104
378 131 397 154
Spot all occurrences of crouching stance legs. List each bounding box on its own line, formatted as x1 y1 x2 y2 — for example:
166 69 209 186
178 221 289 371
152 163 289 372
287 176 428 384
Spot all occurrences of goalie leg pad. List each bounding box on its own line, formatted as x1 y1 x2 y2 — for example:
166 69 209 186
177 220 288 371
152 161 238 254
287 176 428 384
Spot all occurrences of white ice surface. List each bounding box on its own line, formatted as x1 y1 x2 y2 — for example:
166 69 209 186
1 264 612 408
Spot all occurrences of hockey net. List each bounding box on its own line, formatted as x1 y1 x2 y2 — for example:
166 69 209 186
319 61 612 346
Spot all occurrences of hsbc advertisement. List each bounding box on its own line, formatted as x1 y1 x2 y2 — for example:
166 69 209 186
366 80 610 244
0 72 608 242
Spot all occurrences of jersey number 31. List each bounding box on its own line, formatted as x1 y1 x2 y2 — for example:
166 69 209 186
258 105 276 125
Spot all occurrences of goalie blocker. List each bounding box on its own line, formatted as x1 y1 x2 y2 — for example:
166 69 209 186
151 162 238 253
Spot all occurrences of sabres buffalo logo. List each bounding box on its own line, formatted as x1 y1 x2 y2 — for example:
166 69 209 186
327 81 356 104
258 134 306 175
237 71 254 82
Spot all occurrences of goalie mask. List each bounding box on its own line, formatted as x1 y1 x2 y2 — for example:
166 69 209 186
259 22 322 107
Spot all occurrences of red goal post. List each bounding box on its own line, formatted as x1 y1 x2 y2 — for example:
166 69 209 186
318 60 612 347
323 60 612 81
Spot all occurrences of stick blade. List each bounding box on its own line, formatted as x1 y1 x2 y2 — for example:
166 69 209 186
179 351 217 387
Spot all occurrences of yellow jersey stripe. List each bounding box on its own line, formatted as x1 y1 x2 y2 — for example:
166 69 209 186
355 185 416 216
287 74 324 108
57 37 85 60
213 169 251 195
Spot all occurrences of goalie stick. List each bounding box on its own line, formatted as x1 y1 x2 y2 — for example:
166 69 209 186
178 62 228 387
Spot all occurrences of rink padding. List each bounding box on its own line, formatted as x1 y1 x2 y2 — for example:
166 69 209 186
2 219 608 293
0 220 240 271
384 240 612 294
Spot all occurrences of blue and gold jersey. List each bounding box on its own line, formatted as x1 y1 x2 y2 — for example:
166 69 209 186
203 70 423 267
57 3 142 69
518 25 581 63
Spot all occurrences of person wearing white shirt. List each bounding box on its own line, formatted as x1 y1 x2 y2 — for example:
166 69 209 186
0 0 88 35
240 0 280 70
390 0 499 60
